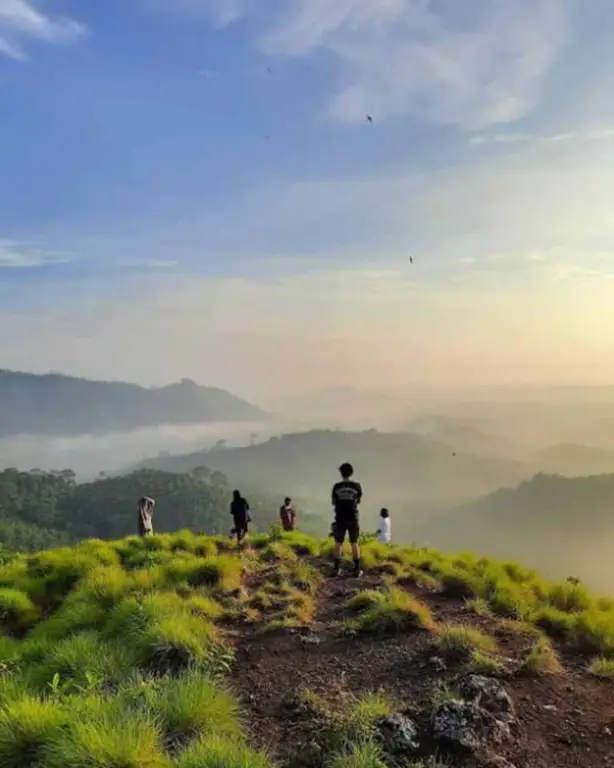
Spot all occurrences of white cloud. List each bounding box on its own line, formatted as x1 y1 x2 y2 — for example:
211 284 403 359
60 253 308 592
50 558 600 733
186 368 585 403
470 127 614 146
0 239 73 268
196 0 571 128
0 0 86 60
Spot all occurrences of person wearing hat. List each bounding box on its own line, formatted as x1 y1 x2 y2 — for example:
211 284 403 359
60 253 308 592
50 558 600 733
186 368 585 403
330 462 363 577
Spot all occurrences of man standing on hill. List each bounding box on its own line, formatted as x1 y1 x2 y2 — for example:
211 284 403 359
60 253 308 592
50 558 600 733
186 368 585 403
331 462 363 578
280 497 297 532
230 490 251 545
138 496 155 536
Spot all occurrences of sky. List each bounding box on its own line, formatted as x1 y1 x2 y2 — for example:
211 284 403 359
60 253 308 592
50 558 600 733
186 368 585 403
1 0 614 403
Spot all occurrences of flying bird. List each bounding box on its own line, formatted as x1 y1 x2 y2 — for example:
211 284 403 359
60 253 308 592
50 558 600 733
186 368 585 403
410 256 414 264
366 115 373 123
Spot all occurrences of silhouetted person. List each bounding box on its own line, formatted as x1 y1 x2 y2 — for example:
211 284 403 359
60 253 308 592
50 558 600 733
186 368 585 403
331 462 363 578
138 496 155 536
230 490 251 545
377 508 391 544
280 497 297 532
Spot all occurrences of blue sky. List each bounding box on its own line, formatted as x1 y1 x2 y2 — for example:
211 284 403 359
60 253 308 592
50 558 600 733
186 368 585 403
1 0 614 400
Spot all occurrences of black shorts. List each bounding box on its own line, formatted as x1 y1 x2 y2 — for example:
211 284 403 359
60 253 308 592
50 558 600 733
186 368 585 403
334 512 360 544
233 517 249 537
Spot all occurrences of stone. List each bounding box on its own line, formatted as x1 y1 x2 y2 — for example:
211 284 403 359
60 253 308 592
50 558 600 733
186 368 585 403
377 714 420 755
432 677 517 754
301 635 322 646
429 656 448 672
543 704 558 712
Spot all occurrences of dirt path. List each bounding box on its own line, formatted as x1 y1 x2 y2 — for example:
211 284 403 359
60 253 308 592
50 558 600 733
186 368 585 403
228 571 614 768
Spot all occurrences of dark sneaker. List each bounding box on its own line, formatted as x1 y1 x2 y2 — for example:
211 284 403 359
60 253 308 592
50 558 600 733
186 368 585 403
352 568 364 579
330 564 342 578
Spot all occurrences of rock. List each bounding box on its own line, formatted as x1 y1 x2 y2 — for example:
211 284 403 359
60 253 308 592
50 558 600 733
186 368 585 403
484 757 517 768
429 656 447 672
459 676 515 721
605 726 612 736
301 635 322 646
543 704 558 712
377 714 420 755
432 699 512 752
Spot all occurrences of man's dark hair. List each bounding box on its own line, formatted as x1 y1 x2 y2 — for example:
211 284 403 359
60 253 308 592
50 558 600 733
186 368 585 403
284 497 291 505
338 462 354 478
380 508 390 519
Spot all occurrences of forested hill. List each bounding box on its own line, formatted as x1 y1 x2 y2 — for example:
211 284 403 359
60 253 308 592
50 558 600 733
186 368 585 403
0 467 313 552
416 472 614 590
0 370 267 436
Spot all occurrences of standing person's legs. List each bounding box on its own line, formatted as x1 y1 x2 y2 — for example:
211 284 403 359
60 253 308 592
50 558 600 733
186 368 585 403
332 516 348 576
348 514 362 577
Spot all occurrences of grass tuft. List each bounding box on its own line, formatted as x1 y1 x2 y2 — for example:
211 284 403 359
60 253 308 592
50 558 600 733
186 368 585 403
434 624 497 662
588 656 614 679
347 587 435 635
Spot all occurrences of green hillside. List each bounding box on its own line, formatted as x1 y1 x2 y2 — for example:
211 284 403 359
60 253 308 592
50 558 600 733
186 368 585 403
0 532 612 767
416 472 614 590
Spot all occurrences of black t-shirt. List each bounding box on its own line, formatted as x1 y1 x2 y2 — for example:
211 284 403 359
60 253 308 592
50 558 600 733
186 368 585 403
231 497 250 521
332 480 362 516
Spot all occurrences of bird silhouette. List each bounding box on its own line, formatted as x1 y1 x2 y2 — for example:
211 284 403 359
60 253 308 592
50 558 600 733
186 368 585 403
410 256 414 264
366 114 373 123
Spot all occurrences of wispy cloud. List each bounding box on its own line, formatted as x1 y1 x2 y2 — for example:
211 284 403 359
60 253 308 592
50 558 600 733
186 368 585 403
470 127 614 146
0 0 86 60
194 0 571 129
0 239 73 268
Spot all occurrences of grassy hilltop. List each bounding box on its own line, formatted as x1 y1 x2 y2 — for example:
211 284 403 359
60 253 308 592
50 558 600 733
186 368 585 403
0 531 613 767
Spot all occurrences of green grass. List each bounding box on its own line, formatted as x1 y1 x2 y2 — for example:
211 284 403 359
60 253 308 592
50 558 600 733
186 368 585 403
588 657 614 679
520 637 563 676
0 588 39 632
1 529 614 767
46 708 169 768
142 670 242 749
328 742 387 768
0 695 67 768
176 735 272 768
434 624 498 662
347 587 436 635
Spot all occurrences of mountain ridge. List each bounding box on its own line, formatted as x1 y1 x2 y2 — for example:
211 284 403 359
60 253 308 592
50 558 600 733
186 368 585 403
0 370 267 437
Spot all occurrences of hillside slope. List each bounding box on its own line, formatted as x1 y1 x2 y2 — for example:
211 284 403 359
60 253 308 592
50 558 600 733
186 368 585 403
416 472 614 591
0 533 612 768
0 371 266 436
137 430 529 518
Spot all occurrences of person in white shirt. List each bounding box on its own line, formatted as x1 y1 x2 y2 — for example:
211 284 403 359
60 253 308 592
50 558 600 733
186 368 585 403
376 508 391 544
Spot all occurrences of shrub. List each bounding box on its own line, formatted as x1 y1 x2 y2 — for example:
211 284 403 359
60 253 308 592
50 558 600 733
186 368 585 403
347 588 435 635
547 582 593 613
435 624 497 662
163 556 243 593
28 598 105 643
0 588 39 632
588 657 614 679
0 695 67 768
260 542 298 564
176 735 272 768
520 637 563 676
281 532 320 557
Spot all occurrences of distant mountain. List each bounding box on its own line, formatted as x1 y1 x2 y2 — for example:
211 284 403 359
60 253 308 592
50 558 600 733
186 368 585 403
416 472 614 590
406 414 527 460
135 429 529 521
532 443 614 476
0 371 267 437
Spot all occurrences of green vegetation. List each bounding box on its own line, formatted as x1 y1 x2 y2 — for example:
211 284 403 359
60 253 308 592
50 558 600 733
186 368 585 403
347 587 436 635
434 624 497 662
0 467 321 553
587 657 614 679
1 528 614 766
